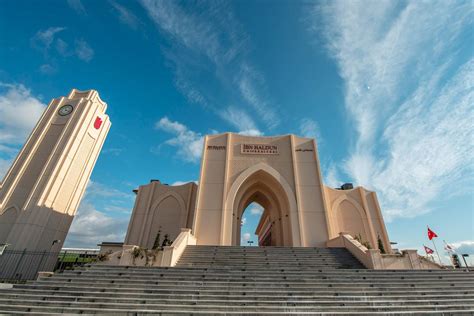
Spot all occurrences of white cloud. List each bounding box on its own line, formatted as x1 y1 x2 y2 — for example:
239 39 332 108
67 0 86 16
66 202 128 248
140 1 278 131
39 64 56 75
219 106 263 136
0 157 13 181
324 164 341 189
249 204 263 216
65 181 134 248
55 39 69 56
85 180 133 201
0 83 45 141
238 64 279 129
242 232 251 242
75 39 94 62
155 117 204 163
241 217 247 225
451 240 474 255
110 1 139 29
102 147 123 156
32 27 94 65
312 1 474 220
171 180 197 186
103 205 131 214
299 118 322 142
0 84 46 176
31 27 66 52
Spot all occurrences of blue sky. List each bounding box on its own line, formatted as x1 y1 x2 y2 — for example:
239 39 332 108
0 0 472 263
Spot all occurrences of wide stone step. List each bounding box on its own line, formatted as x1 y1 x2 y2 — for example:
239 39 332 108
85 265 462 272
0 298 473 313
67 270 474 281
2 245 471 314
48 273 474 283
14 283 474 294
35 277 474 288
3 288 473 302
177 247 365 269
82 266 471 276
1 295 473 307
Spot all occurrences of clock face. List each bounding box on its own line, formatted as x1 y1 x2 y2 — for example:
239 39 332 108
58 104 73 116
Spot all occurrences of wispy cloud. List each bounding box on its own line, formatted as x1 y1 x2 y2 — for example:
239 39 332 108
324 163 341 189
155 117 204 163
31 27 66 53
299 118 322 143
237 64 279 129
219 106 263 136
85 180 133 201
75 39 94 62
39 64 57 75
109 0 140 29
67 0 86 16
311 1 474 220
140 0 278 130
102 147 123 156
31 27 95 70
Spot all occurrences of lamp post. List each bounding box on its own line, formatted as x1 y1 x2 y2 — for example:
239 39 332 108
247 241 254 247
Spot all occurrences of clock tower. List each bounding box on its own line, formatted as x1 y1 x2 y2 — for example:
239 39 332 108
0 89 111 252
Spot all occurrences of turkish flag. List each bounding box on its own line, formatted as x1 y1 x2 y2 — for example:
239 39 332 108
94 116 103 129
427 227 438 240
424 245 434 254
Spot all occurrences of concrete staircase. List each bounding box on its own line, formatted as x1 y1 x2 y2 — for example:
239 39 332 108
0 245 473 314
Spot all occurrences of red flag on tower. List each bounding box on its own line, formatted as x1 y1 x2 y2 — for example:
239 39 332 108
427 227 438 240
94 116 103 130
424 245 434 254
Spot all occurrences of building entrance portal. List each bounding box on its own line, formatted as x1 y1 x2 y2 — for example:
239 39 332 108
233 170 293 247
127 132 392 251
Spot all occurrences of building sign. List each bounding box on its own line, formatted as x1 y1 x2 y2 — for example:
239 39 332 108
207 145 226 150
241 144 278 155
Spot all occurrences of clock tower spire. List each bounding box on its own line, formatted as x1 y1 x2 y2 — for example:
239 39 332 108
0 89 111 252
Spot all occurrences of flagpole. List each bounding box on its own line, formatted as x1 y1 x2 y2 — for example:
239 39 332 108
443 240 457 269
432 239 443 266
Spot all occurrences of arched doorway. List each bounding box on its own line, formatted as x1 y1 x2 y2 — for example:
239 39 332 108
239 202 262 246
224 164 301 247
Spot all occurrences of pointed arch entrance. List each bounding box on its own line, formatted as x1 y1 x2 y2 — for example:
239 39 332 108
223 163 301 246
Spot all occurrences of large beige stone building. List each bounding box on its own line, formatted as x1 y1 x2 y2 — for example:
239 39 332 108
0 88 435 270
126 133 392 253
0 89 110 252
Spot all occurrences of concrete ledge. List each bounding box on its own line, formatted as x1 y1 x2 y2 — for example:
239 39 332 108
37 272 54 279
327 233 442 270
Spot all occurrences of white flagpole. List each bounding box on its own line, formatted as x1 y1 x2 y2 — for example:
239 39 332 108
432 239 443 266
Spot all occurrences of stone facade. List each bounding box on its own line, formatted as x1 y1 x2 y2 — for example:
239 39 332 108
126 133 392 252
0 89 110 252
124 180 197 249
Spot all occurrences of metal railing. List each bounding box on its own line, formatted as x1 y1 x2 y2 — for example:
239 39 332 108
0 249 59 282
0 249 99 282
